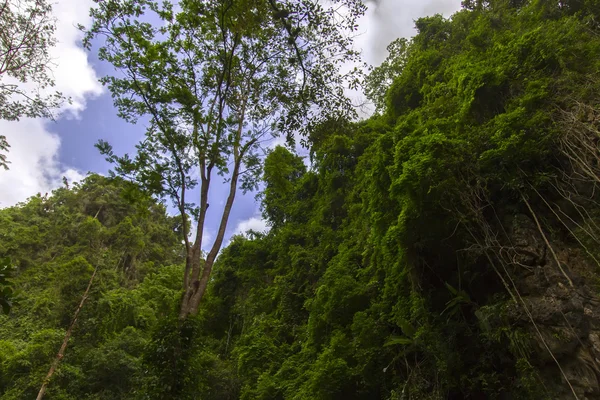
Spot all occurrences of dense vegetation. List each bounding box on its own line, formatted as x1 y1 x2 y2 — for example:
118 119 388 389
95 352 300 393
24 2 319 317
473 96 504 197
0 176 186 398
3 0 600 399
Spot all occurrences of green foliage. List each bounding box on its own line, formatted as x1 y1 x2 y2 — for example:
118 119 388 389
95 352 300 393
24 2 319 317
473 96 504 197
167 1 600 398
0 257 15 314
364 38 411 114
0 135 9 170
0 0 68 169
0 174 184 399
261 146 307 228
83 0 366 319
5 0 600 398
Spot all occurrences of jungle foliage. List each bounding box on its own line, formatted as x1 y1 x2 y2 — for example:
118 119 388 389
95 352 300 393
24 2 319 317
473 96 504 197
0 175 185 399
3 0 600 398
83 0 365 321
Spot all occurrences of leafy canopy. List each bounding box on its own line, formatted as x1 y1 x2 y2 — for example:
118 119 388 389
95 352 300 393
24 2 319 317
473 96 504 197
83 0 366 318
0 257 14 314
85 0 365 202
0 0 68 169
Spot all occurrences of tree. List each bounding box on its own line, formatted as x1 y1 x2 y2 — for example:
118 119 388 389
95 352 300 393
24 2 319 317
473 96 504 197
0 257 14 314
0 174 185 399
364 37 410 114
36 261 98 400
261 145 307 228
0 0 67 169
83 0 365 320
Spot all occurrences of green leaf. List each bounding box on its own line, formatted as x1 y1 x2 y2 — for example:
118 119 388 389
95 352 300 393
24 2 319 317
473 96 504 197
397 318 416 338
384 336 413 347
0 298 11 314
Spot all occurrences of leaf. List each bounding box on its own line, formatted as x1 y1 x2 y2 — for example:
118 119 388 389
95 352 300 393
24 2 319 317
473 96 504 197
444 282 458 295
397 318 416 338
442 282 472 317
384 336 413 347
0 298 11 314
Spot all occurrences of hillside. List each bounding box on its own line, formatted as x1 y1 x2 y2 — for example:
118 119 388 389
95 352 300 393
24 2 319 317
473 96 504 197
3 0 600 399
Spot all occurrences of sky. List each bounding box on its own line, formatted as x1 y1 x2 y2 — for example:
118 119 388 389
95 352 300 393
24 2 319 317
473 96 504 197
0 0 462 247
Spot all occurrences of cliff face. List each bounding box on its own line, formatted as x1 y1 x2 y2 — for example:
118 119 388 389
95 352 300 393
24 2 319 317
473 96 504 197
202 1 600 396
502 214 600 399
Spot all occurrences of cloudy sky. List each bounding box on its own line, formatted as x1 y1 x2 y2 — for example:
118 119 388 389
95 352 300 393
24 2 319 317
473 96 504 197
0 0 461 245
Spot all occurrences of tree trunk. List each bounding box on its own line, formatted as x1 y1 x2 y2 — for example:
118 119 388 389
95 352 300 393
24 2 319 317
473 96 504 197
36 265 98 400
178 165 240 319
178 101 254 319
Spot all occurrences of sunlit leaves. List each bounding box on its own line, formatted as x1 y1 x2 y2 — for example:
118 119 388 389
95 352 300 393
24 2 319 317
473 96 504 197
0 175 184 398
364 38 411 114
83 0 365 204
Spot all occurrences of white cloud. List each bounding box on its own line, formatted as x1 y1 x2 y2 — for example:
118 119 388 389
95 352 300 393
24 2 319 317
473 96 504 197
0 0 464 206
358 0 462 66
202 230 213 247
345 0 462 117
234 216 270 236
185 223 214 253
0 119 87 207
0 0 103 207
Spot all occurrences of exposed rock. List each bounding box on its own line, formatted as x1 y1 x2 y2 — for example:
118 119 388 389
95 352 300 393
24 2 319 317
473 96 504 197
509 213 547 267
503 214 600 399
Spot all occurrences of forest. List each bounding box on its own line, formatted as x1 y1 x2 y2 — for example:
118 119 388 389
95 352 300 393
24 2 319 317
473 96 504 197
2 0 600 399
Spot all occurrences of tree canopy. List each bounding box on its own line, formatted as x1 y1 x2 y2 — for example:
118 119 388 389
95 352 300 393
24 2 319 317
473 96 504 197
84 0 366 320
4 0 600 398
0 0 67 169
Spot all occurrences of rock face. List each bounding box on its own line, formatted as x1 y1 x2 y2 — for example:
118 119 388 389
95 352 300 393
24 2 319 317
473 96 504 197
505 214 600 399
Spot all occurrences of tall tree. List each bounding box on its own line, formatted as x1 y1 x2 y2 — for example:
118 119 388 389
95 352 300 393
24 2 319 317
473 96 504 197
364 37 410 114
0 0 67 169
83 0 365 319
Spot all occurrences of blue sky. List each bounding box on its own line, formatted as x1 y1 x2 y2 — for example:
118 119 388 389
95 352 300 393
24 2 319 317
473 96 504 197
0 0 462 248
